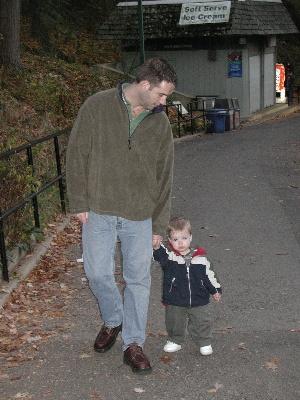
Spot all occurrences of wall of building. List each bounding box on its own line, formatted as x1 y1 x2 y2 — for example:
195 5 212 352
247 41 276 114
122 42 276 118
264 47 276 107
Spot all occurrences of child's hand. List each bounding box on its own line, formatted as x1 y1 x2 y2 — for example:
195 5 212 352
212 292 221 302
152 234 162 250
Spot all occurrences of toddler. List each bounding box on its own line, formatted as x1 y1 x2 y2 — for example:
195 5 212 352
153 216 222 355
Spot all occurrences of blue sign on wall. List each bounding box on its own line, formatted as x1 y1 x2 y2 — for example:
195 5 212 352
228 52 242 78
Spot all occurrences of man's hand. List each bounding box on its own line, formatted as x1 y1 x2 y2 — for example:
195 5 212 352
212 292 221 302
152 234 163 250
76 212 88 224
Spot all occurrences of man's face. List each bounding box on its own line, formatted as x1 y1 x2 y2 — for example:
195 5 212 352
140 80 175 110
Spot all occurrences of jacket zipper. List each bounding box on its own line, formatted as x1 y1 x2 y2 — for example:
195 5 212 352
169 277 176 293
186 266 192 307
122 102 132 150
121 92 154 150
127 113 153 150
120 83 159 150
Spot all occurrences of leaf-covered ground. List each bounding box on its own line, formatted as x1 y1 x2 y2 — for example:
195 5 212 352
0 213 299 400
0 218 82 377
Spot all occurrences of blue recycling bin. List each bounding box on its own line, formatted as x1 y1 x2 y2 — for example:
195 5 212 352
205 109 226 133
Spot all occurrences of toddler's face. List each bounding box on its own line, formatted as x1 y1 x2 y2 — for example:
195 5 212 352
169 229 192 255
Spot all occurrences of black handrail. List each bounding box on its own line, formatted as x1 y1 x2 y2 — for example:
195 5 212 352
165 100 206 137
0 129 69 281
0 106 206 281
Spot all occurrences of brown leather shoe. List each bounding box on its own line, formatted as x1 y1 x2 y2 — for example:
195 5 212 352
123 344 152 374
94 324 122 353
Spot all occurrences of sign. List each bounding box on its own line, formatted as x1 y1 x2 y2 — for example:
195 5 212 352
179 1 231 25
118 0 281 5
119 0 232 4
276 63 285 92
228 52 242 78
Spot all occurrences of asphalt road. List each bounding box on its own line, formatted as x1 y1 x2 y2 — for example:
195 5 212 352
1 114 300 400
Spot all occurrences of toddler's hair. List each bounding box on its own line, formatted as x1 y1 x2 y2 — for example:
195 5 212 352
167 216 192 237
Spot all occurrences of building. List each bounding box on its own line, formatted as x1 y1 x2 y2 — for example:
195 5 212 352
98 0 298 118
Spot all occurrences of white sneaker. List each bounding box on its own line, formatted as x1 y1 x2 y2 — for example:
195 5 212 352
200 345 213 356
163 341 182 353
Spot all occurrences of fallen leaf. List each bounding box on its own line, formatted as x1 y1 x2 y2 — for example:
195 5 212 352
289 328 300 332
46 310 65 318
214 326 233 334
264 357 280 371
79 353 91 359
157 330 168 337
134 388 145 393
59 283 68 290
160 354 173 364
147 332 156 337
14 393 31 399
9 327 18 335
89 391 104 400
27 335 42 343
207 382 224 393
207 388 217 394
10 375 23 381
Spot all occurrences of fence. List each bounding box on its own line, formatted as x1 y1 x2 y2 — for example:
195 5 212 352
292 85 300 105
0 104 205 281
165 100 206 137
0 130 69 281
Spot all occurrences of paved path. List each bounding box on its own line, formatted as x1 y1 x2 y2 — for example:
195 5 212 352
1 115 300 400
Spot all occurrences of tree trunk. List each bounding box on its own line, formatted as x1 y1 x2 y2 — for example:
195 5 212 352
0 0 21 68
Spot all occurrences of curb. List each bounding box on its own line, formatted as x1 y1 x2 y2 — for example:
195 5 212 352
0 215 71 309
243 104 300 125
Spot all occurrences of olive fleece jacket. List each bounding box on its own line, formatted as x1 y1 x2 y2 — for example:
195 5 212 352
66 84 174 236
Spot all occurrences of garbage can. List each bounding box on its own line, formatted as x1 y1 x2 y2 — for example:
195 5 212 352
205 109 227 133
232 98 240 129
214 98 234 131
225 109 234 131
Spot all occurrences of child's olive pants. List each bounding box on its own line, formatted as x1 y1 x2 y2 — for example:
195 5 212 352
165 304 212 347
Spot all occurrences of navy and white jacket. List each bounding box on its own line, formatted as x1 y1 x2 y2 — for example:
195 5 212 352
153 244 222 308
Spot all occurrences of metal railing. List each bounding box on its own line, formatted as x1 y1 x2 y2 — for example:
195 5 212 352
292 85 300 105
0 103 206 281
0 129 69 281
165 100 206 137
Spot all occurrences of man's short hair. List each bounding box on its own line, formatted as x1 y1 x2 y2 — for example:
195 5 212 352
135 57 177 87
167 216 192 237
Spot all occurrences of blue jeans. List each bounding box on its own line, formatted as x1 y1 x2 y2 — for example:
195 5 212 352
82 212 152 350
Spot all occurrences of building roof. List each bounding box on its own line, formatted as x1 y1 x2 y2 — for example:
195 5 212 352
98 0 298 41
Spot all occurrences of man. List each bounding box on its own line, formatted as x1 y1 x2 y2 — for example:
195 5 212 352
66 58 176 374
285 66 294 106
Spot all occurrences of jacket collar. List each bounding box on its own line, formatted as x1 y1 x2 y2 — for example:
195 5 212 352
117 81 164 114
167 241 206 257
